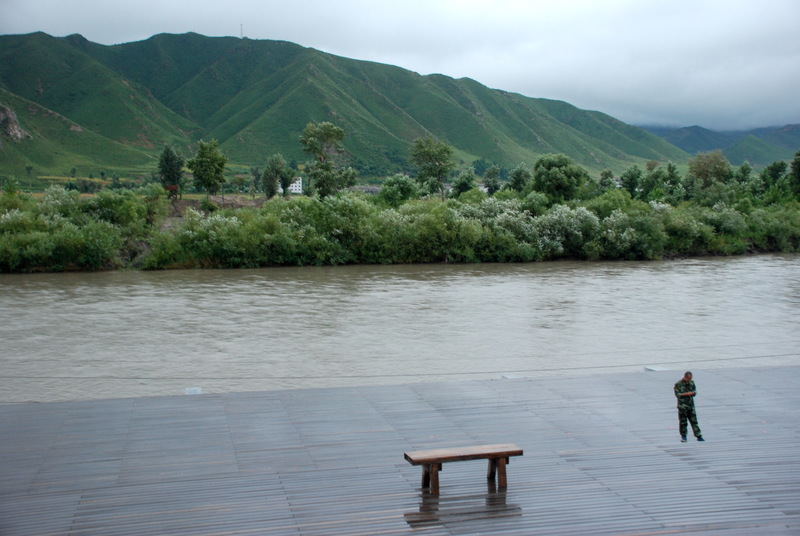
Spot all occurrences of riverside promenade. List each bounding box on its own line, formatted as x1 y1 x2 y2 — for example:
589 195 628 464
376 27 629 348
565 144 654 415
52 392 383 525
2 365 799 535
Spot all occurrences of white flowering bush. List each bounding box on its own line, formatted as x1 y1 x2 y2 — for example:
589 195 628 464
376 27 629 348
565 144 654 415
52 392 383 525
598 210 638 258
171 209 244 267
450 197 544 260
597 209 667 259
37 186 80 217
649 200 672 214
703 203 747 235
0 209 37 234
532 205 600 259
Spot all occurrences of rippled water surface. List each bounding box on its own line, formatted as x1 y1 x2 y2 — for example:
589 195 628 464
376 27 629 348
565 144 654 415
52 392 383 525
2 255 798 402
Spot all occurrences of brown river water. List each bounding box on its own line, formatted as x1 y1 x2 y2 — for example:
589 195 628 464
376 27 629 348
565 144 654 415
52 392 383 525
1 255 798 403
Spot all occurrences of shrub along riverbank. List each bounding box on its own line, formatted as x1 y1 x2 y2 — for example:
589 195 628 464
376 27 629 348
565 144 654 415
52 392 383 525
1 183 799 272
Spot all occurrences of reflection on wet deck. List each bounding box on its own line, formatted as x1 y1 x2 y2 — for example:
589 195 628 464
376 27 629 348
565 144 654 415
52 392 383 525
404 482 522 529
1 366 799 535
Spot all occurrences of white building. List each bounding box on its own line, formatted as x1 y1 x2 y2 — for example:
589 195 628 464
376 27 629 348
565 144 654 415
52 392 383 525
278 177 303 195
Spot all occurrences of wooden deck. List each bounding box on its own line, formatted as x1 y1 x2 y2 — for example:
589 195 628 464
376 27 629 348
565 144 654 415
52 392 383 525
1 365 799 535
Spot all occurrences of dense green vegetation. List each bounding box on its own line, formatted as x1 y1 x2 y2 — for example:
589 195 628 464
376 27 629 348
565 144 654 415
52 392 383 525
2 148 798 273
1 32 691 180
0 180 168 271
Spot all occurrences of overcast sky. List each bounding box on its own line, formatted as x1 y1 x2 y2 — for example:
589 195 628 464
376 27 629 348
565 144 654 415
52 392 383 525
2 0 798 131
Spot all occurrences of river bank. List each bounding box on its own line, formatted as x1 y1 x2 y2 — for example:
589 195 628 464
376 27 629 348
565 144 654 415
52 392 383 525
3 188 799 272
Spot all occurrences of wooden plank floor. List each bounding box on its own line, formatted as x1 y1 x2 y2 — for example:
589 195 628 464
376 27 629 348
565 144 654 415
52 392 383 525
1 365 799 535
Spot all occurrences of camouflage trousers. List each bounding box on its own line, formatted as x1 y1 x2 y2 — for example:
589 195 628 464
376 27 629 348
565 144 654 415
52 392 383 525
678 406 702 438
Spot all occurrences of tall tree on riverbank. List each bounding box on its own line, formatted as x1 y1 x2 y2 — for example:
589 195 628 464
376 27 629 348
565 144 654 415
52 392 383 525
533 154 590 204
299 122 357 198
262 154 290 199
157 145 184 195
484 165 501 195
410 136 454 201
688 150 733 189
508 163 532 192
187 140 227 197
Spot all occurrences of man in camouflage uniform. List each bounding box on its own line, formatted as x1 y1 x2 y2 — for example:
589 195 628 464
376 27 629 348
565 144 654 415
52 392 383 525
674 371 704 442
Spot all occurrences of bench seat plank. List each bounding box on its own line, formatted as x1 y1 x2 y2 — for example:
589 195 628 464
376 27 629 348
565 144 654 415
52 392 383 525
404 443 522 465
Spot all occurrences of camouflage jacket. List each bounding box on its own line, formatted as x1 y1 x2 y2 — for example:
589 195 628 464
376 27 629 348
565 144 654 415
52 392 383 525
674 379 697 409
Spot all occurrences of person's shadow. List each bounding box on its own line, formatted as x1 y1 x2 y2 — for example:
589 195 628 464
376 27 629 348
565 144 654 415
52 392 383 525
404 481 522 528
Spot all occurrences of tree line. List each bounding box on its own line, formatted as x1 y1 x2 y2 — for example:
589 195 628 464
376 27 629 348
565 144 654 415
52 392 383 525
157 121 356 200
158 122 800 210
1 122 799 272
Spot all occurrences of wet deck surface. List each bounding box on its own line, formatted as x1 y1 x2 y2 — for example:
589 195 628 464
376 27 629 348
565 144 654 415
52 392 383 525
2 365 799 535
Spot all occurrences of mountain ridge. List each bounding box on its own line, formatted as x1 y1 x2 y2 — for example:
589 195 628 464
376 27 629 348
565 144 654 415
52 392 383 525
0 32 790 180
642 124 799 166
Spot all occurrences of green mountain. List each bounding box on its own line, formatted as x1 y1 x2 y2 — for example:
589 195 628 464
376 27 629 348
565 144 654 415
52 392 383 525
724 135 792 168
643 124 799 167
1 31 690 179
0 86 158 176
751 125 800 153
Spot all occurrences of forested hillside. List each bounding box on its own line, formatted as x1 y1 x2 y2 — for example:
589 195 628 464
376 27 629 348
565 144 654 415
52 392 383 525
1 32 688 178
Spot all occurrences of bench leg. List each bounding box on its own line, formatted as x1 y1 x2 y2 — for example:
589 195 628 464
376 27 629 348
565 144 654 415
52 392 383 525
487 458 509 488
497 457 508 488
422 464 441 494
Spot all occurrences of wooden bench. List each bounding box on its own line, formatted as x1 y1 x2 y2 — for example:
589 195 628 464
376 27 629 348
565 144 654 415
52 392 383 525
404 443 523 494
